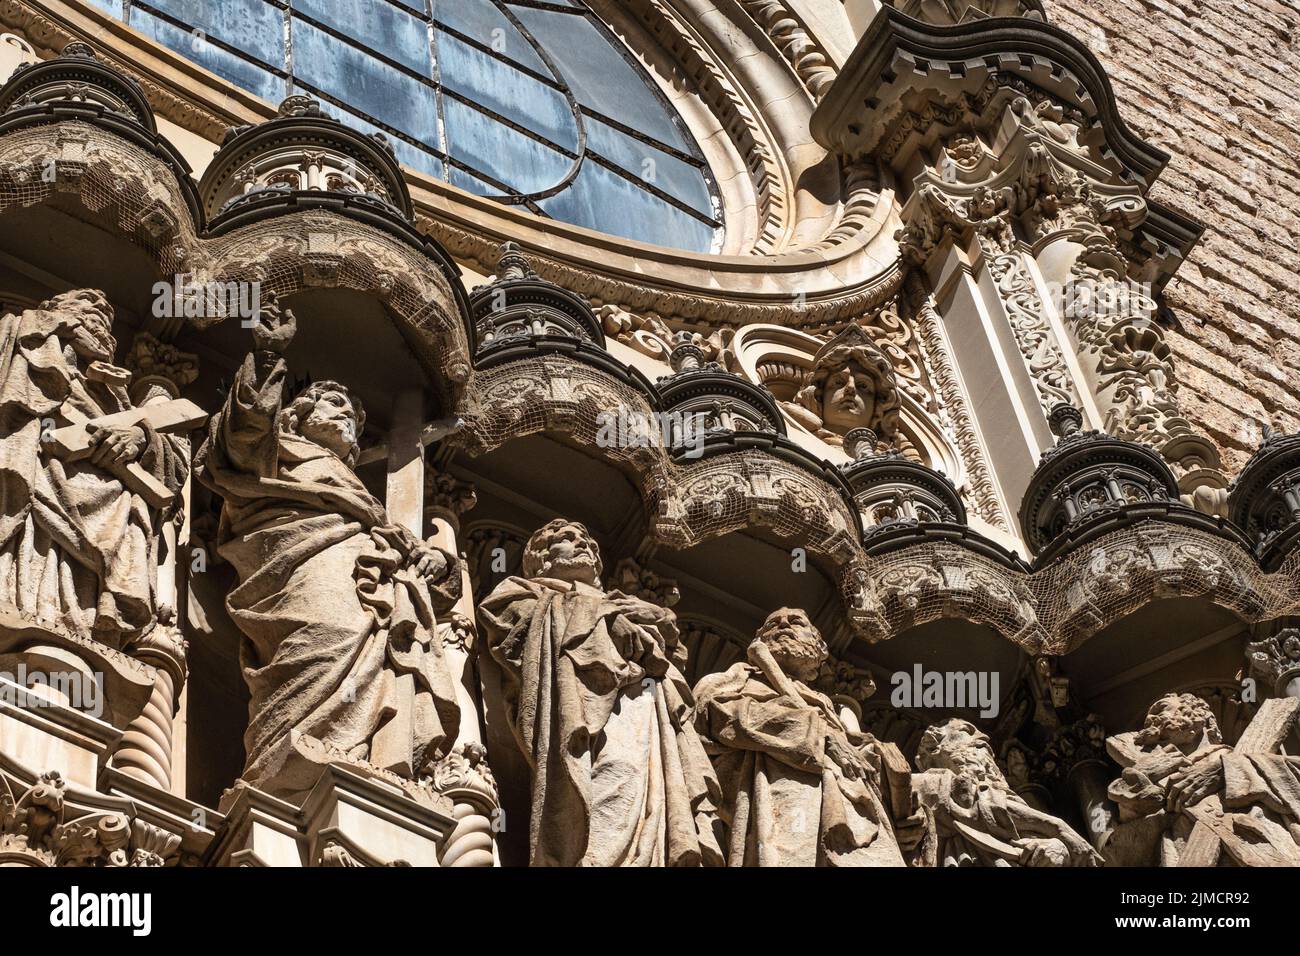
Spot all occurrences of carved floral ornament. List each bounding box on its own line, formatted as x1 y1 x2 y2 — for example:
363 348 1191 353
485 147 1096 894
0 767 181 867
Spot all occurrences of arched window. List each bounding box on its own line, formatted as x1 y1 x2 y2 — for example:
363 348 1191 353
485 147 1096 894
89 0 722 251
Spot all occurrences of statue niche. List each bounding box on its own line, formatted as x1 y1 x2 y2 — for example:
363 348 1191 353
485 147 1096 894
0 290 193 645
693 607 915 866
477 519 723 866
779 324 903 449
195 297 462 803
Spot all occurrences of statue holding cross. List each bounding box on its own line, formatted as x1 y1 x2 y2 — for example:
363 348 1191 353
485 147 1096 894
1103 692 1300 866
0 289 201 646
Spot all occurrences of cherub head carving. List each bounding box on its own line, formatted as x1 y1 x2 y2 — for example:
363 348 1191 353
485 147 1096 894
755 607 828 682
43 288 116 363
1133 693 1222 753
522 518 603 586
916 718 1012 796
794 325 900 440
279 380 366 468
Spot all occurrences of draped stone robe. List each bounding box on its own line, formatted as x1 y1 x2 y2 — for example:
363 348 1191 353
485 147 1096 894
479 576 723 866
0 305 185 643
911 768 1100 866
694 662 905 867
196 350 460 802
1106 739 1300 866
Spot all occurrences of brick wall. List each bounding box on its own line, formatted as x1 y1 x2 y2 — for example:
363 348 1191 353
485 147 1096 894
1046 0 1300 470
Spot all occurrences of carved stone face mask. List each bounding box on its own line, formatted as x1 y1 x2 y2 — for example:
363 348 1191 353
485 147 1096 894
821 365 876 433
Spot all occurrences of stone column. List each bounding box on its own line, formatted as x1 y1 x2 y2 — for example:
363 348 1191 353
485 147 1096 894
425 469 498 867
110 335 198 792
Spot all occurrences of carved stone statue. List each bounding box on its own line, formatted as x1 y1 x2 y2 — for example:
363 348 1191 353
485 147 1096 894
781 325 901 446
0 290 188 644
693 607 911 866
912 718 1101 866
195 299 461 802
1103 692 1300 866
477 518 723 866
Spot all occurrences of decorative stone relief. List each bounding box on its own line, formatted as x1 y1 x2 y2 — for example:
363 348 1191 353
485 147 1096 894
0 290 196 646
1104 693 1300 866
911 718 1101 866
778 324 903 447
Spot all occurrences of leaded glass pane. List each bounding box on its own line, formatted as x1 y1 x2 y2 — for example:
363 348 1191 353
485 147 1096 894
98 0 721 251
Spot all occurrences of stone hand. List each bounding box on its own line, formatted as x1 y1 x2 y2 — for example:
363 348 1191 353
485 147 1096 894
609 594 674 630
825 733 867 780
250 303 297 354
1166 752 1224 812
410 544 449 583
1013 837 1070 867
894 807 927 853
88 424 146 466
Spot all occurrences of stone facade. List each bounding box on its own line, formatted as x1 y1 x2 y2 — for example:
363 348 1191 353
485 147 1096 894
0 1 1296 871
1044 0 1300 470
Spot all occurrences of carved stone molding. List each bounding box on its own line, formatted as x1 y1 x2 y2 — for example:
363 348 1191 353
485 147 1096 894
0 766 180 867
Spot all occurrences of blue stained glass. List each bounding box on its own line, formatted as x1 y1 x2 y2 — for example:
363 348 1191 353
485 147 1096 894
294 0 431 76
291 85 443 180
431 0 550 75
109 0 721 251
131 8 284 101
443 97 574 196
83 0 125 18
583 118 713 218
291 17 438 144
436 31 578 152
145 0 284 67
505 4 691 151
540 159 716 251
448 166 496 197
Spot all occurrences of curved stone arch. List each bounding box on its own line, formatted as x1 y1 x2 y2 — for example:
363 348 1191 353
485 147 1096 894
203 211 472 405
454 352 870 610
1040 523 1285 655
0 120 475 404
0 120 198 276
856 542 1045 651
0 1 906 332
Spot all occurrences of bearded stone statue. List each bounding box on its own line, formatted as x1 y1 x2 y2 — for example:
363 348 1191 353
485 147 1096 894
477 518 723 866
1103 692 1300 866
0 290 187 644
693 607 912 866
912 718 1101 866
780 325 901 447
195 299 461 803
